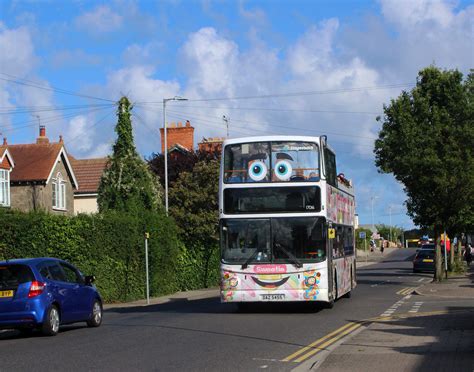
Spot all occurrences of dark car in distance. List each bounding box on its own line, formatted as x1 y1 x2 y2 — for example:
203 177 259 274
0 258 102 336
413 249 436 273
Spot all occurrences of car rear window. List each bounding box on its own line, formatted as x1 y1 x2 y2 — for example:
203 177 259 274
417 250 435 258
0 264 35 290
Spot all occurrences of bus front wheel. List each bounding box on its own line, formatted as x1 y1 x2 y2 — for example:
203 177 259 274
344 269 353 298
325 274 337 309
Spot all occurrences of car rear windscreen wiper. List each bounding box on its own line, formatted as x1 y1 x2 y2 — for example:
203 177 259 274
274 243 303 268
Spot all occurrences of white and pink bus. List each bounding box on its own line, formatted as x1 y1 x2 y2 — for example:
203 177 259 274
219 136 356 308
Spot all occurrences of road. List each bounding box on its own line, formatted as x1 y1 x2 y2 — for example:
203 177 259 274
0 248 454 371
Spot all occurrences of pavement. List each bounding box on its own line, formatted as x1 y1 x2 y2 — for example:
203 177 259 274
103 287 219 310
316 264 474 372
415 266 474 299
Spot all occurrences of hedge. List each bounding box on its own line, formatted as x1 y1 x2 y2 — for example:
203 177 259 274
0 209 220 303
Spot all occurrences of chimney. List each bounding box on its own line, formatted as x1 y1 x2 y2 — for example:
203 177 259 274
2 137 7 146
36 125 49 144
159 120 194 153
59 135 64 143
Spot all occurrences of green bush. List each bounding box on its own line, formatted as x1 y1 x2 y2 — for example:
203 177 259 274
0 209 186 303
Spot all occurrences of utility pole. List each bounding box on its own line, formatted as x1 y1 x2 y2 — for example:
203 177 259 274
223 115 229 138
371 196 376 231
389 205 392 242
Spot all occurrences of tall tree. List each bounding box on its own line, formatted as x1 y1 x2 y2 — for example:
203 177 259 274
148 149 220 188
169 159 220 287
98 97 162 213
374 66 474 281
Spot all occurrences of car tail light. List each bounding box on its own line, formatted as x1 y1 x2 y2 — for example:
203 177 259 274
28 281 45 298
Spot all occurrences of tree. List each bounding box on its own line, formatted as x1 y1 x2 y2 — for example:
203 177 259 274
375 224 403 243
148 149 220 188
374 66 474 281
98 97 162 213
355 227 373 251
168 159 220 287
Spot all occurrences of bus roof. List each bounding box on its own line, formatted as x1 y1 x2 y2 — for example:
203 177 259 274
223 135 336 153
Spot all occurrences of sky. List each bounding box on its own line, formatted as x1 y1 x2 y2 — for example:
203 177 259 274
0 0 473 229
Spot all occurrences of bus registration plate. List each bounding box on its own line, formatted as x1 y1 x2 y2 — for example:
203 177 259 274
260 294 285 301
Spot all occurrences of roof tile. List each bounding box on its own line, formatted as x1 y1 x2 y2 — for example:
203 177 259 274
70 158 108 194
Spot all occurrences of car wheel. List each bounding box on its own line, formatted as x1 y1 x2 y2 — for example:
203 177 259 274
413 268 418 273
87 300 103 327
42 305 60 336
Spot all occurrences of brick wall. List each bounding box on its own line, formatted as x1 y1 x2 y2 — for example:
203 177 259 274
159 121 194 152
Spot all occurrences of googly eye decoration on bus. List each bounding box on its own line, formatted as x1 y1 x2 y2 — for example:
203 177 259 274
248 161 268 181
274 160 293 181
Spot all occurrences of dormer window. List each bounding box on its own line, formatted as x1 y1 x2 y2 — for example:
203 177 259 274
0 169 10 207
52 172 66 210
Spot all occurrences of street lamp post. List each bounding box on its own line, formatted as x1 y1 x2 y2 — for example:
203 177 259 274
163 96 188 214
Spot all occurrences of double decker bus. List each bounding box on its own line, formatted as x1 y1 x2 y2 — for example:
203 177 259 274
219 136 356 307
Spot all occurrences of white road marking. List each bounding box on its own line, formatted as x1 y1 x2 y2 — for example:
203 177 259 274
380 299 405 317
417 278 424 282
408 302 423 313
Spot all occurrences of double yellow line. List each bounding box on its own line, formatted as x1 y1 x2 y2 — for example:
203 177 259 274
396 287 417 295
282 321 365 363
283 308 474 365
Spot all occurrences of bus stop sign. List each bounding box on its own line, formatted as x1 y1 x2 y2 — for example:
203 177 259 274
359 231 366 239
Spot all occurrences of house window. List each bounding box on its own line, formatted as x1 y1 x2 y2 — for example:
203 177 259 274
0 169 10 207
52 172 66 210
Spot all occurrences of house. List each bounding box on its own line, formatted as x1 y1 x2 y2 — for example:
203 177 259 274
70 157 108 214
5 126 78 215
198 137 224 154
0 139 15 208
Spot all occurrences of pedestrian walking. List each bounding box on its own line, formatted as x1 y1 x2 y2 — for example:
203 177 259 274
465 244 472 267
380 240 385 255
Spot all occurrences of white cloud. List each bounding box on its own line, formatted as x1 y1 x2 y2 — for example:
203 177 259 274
380 0 455 28
88 143 111 158
0 23 57 138
75 5 123 33
121 42 163 67
181 28 240 96
238 1 267 25
67 115 93 153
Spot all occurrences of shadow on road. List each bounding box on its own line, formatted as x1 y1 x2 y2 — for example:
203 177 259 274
105 296 334 315
340 305 474 372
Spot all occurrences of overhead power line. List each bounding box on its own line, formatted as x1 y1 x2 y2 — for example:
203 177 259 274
0 105 114 134
135 105 376 150
0 103 114 115
139 104 378 142
136 83 413 104
0 72 116 103
138 103 381 116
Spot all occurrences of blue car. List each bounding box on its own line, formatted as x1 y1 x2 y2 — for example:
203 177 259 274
0 258 102 336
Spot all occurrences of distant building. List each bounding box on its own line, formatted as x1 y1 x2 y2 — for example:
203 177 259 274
198 137 224 154
0 140 14 208
70 157 108 214
4 126 78 215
